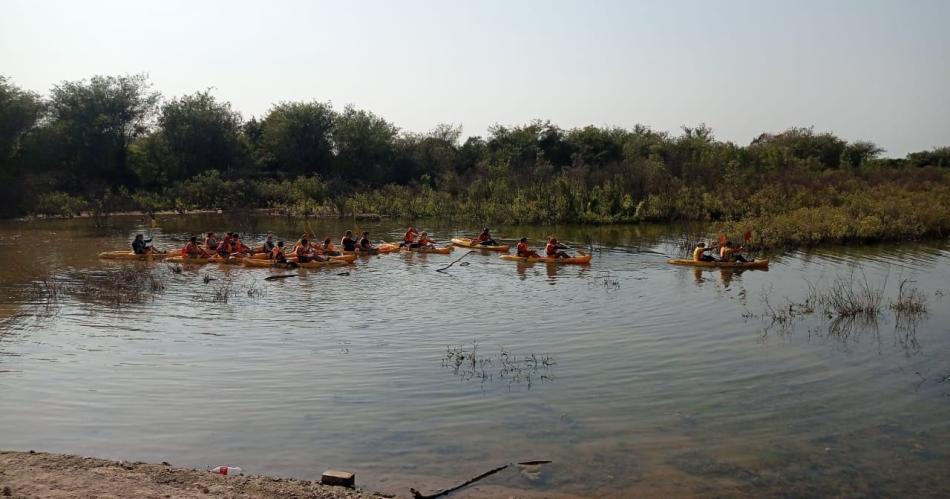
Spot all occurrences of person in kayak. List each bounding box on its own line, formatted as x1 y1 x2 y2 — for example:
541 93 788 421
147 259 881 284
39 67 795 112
341 230 357 252
204 232 219 251
259 235 276 254
216 234 234 257
232 234 252 255
182 236 210 258
415 231 435 249
399 226 419 248
473 228 498 246
294 238 318 263
720 240 749 263
692 242 717 262
545 237 571 259
271 241 288 263
131 234 158 255
358 231 377 253
516 237 540 258
322 237 341 256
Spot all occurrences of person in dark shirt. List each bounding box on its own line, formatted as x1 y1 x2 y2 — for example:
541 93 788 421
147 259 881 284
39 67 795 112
341 230 357 252
131 234 155 255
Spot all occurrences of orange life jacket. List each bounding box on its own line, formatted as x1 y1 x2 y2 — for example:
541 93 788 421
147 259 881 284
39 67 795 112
270 246 282 259
517 242 529 255
404 230 416 242
545 242 557 256
324 242 336 252
182 242 200 257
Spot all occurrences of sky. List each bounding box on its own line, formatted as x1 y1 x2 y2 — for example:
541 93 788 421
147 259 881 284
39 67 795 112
2 0 948 157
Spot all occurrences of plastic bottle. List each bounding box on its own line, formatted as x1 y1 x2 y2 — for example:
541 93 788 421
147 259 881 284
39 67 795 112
210 466 243 476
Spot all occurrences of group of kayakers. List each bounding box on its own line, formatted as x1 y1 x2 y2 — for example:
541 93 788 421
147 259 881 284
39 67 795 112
516 236 572 259
398 226 438 249
692 240 750 263
132 227 583 261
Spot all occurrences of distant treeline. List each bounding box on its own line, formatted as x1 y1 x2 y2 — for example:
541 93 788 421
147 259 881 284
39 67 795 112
2 74 949 246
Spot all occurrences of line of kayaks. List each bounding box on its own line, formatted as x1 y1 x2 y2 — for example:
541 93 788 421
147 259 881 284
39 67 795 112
96 247 771 269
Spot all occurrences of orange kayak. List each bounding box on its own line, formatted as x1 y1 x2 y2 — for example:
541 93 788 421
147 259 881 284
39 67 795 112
667 258 769 269
499 254 592 265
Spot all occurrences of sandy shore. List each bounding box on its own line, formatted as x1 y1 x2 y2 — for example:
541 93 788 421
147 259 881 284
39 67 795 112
0 451 380 499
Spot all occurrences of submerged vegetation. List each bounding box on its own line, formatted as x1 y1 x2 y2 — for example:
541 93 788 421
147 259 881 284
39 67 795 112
757 271 929 343
443 342 556 390
2 74 949 247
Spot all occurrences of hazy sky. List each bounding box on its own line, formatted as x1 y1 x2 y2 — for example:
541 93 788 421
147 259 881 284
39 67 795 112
2 0 948 156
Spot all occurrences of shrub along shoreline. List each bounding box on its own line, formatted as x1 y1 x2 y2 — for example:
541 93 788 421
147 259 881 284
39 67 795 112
2 74 949 249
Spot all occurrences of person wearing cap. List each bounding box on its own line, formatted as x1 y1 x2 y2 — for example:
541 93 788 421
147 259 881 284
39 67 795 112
545 237 570 259
473 227 497 246
516 237 540 258
204 232 219 251
131 234 156 255
182 236 210 258
693 242 717 262
341 230 357 252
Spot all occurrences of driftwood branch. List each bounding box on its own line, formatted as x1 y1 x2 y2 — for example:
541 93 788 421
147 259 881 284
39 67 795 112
436 250 475 273
410 460 551 499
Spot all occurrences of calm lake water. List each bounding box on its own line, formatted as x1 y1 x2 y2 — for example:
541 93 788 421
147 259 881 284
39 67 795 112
1 214 948 497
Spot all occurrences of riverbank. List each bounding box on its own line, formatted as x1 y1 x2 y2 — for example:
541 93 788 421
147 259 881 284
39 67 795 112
0 451 378 499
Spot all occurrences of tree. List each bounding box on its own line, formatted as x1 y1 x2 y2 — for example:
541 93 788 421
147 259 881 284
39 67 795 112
840 141 883 168
0 76 44 169
46 74 159 189
332 105 398 184
566 126 625 167
259 101 336 177
152 90 244 182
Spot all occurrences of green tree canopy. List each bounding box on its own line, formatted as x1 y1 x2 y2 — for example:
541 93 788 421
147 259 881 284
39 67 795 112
332 105 399 184
259 101 336 177
46 74 159 189
151 90 245 182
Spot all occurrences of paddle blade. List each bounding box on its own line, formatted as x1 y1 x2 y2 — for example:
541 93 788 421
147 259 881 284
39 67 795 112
743 230 752 243
718 233 727 246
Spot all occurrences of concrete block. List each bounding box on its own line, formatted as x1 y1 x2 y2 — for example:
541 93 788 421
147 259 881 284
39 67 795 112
321 470 355 487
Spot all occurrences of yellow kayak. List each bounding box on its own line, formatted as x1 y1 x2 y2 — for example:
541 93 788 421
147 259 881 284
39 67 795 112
402 245 453 255
242 258 297 269
291 258 352 269
667 258 769 269
98 250 168 260
500 254 592 265
451 238 510 252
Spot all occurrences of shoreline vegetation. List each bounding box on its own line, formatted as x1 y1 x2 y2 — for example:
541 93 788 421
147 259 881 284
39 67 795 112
2 74 949 249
